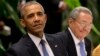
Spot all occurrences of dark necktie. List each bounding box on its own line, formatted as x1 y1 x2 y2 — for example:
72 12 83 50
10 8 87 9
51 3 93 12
40 39 49 56
79 41 86 56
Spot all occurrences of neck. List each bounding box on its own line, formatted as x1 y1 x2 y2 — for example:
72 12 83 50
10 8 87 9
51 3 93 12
78 37 84 41
29 31 44 38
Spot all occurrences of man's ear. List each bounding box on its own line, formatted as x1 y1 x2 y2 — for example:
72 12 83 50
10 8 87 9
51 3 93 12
44 14 47 24
20 19 26 27
68 18 74 24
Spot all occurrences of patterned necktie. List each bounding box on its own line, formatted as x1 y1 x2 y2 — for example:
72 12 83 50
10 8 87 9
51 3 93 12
79 41 86 56
40 39 49 56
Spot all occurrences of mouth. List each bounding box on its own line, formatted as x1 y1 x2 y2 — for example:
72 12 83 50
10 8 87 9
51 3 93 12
33 24 42 28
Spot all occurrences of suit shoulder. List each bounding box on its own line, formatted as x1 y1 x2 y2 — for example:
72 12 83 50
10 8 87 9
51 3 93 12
7 36 27 52
85 38 91 43
6 38 28 56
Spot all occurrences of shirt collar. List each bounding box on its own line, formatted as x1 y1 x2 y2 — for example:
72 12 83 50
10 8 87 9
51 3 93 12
42 34 47 43
28 33 46 47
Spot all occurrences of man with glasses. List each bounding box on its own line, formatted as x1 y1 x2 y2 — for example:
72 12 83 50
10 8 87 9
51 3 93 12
55 6 93 56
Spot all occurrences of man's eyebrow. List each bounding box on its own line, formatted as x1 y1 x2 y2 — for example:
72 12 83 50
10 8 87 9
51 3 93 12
26 13 35 18
37 11 44 13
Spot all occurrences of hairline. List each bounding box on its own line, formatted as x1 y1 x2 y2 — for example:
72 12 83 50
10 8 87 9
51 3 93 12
69 6 92 20
20 1 45 19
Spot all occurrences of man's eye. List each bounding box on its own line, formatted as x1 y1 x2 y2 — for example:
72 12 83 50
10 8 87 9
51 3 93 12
37 12 44 16
27 14 34 18
38 13 43 16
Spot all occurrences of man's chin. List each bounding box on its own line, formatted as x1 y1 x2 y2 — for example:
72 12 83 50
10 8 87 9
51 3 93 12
34 29 43 33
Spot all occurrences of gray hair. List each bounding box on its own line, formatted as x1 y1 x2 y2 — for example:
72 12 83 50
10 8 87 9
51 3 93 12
19 1 45 18
69 6 92 20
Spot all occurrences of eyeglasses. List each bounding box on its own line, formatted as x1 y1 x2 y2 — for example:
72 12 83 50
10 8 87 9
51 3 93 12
75 20 92 29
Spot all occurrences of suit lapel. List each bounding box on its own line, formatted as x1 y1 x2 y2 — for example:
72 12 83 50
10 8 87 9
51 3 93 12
65 29 77 56
23 34 41 56
85 39 88 56
45 34 68 56
45 34 55 54
84 38 92 56
45 34 59 56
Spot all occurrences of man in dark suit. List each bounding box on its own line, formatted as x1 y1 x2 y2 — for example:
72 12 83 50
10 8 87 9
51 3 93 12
6 1 67 56
37 0 67 34
55 6 93 56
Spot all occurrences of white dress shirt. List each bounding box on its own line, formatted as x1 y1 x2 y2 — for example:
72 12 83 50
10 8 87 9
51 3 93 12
28 33 54 56
68 27 87 56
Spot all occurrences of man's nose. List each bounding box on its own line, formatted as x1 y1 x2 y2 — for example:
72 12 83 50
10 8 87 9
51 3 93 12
34 15 40 22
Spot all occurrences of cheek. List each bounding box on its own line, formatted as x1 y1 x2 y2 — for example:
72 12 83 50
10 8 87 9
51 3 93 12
41 18 46 25
83 28 91 35
79 28 90 37
44 19 46 24
75 27 84 36
43 15 47 23
24 20 32 27
76 28 82 35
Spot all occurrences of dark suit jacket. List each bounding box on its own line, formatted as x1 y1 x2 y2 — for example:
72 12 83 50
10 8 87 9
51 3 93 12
55 29 92 56
6 33 67 56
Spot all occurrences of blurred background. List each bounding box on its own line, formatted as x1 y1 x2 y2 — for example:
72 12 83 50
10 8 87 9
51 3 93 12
0 0 100 56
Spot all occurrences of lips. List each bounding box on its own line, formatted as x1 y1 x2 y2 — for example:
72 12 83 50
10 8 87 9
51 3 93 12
33 24 42 28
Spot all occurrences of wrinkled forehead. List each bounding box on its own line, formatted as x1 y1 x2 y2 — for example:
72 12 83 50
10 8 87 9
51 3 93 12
26 4 43 11
23 3 44 12
77 12 93 22
20 2 45 18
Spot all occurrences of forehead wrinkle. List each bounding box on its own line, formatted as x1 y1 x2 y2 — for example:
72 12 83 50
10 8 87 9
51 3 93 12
22 4 44 17
22 3 44 12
